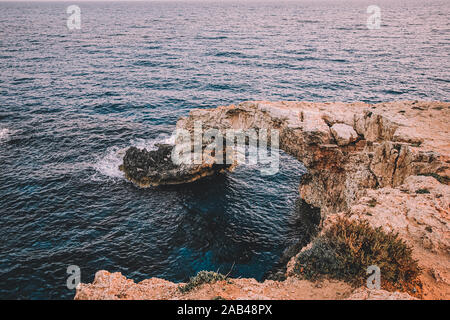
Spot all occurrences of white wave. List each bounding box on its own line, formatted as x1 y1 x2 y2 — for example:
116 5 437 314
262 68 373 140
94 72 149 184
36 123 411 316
92 133 176 179
130 133 175 151
0 128 12 142
92 146 126 179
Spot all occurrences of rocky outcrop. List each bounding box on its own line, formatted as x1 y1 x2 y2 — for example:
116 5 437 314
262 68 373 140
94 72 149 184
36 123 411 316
78 100 449 300
120 143 233 187
330 123 358 146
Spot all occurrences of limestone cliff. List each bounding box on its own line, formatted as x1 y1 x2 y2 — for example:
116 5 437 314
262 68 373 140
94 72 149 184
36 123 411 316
76 100 449 300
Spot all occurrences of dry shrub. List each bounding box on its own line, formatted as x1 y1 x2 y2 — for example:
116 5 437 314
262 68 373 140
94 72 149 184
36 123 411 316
294 217 422 297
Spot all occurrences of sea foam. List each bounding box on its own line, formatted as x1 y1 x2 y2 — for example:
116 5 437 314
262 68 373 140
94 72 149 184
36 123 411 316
0 128 12 143
93 133 176 179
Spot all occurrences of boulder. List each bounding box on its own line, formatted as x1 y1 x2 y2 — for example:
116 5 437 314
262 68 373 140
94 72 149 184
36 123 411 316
330 123 358 146
120 144 232 187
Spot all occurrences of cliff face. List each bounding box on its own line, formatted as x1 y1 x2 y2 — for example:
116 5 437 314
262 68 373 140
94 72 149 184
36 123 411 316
76 101 449 300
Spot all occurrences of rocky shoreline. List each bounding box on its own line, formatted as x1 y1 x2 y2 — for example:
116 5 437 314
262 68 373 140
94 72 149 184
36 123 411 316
76 100 449 300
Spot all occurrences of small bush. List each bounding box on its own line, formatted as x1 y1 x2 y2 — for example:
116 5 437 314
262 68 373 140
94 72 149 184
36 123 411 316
294 217 422 296
415 188 430 194
179 271 227 293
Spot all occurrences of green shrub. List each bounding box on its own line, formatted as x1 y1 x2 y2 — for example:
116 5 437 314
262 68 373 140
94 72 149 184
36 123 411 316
179 271 227 293
294 217 422 296
415 188 430 194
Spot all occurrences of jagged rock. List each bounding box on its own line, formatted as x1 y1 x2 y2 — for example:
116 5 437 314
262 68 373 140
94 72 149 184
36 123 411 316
74 270 179 300
330 123 358 146
121 142 233 186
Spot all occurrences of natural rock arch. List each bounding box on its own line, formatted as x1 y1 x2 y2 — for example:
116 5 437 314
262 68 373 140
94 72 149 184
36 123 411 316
168 100 448 217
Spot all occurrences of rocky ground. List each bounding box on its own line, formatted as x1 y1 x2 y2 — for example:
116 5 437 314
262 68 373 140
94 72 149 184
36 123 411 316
76 100 449 300
75 270 418 300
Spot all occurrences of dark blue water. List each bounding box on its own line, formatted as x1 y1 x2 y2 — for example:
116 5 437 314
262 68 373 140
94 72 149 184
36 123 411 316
0 1 449 299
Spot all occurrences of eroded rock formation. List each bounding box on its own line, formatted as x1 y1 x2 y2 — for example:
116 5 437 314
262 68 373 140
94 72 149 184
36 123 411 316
121 143 233 186
78 100 449 300
174 100 448 216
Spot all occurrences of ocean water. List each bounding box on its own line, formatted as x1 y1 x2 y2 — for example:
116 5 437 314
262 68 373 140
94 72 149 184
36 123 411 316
0 0 449 299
